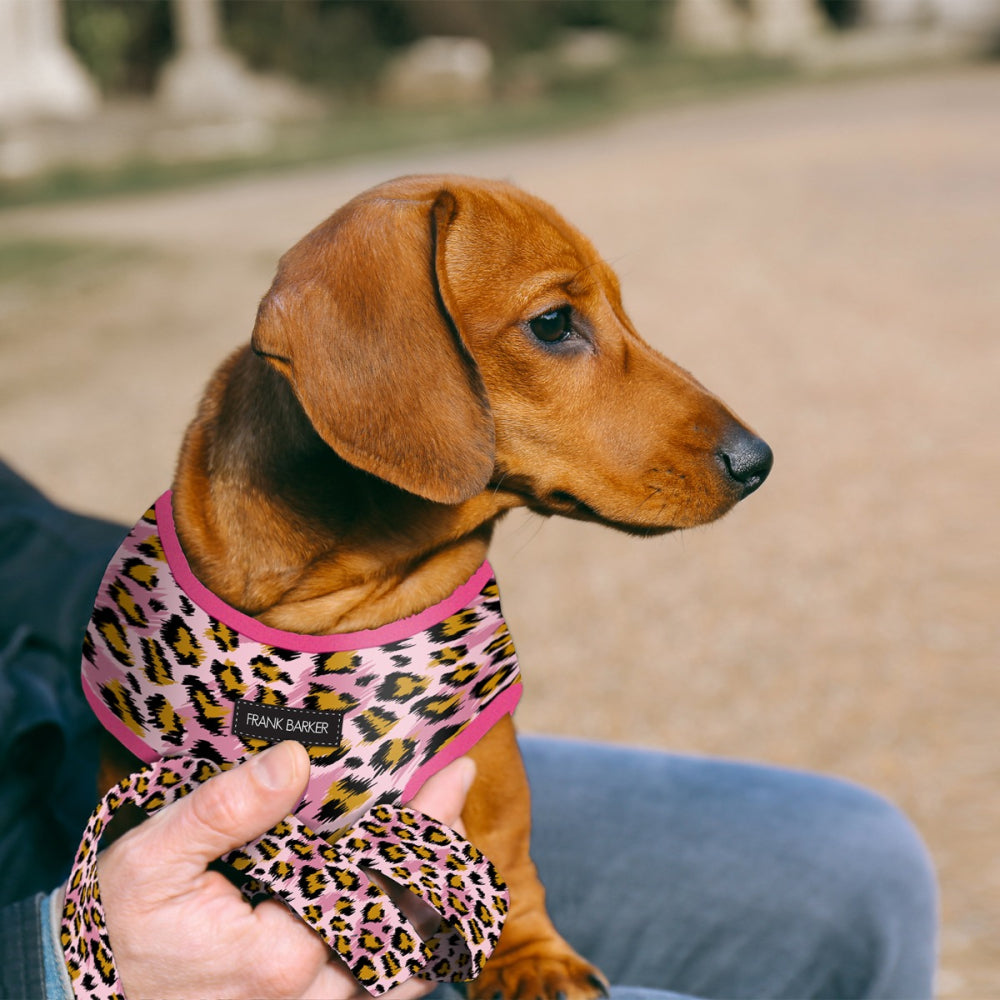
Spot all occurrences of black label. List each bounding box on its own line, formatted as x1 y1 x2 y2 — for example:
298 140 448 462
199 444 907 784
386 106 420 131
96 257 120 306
232 700 343 747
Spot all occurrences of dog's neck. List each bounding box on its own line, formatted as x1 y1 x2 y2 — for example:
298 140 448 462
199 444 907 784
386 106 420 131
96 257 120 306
171 348 515 635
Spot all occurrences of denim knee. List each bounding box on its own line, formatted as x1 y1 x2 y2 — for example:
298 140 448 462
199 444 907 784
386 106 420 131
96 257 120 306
802 782 938 999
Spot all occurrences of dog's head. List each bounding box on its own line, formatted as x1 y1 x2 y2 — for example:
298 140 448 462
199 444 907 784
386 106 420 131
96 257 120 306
251 174 771 535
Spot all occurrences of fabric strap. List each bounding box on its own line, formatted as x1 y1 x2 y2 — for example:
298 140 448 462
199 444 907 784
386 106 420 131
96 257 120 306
60 756 508 999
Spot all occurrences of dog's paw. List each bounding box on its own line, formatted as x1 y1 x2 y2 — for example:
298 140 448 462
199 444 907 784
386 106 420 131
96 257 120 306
469 948 609 1000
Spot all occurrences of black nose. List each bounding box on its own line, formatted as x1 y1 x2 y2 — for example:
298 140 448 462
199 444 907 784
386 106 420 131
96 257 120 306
718 430 773 497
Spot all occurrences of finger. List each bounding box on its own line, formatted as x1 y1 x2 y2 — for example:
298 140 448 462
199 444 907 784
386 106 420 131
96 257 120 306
404 756 475 832
143 741 311 875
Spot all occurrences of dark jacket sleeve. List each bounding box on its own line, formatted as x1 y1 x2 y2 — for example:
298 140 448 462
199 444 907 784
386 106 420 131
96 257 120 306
0 461 127 993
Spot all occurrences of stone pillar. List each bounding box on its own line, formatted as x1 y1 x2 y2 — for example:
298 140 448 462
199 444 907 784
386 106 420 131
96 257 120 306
157 0 260 119
749 0 828 55
670 0 749 52
672 0 828 57
0 0 99 124
864 0 1000 33
173 0 225 52
156 0 316 122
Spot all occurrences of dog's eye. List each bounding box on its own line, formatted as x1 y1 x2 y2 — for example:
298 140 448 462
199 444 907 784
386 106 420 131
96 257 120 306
529 308 573 344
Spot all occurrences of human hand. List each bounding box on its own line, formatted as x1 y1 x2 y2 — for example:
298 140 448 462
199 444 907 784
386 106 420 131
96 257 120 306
83 743 476 1000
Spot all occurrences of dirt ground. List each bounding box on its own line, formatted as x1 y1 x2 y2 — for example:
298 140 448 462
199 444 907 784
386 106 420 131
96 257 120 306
1 66 997 997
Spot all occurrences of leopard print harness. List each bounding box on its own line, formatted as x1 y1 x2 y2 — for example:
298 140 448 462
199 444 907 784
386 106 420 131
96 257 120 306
65 493 521 997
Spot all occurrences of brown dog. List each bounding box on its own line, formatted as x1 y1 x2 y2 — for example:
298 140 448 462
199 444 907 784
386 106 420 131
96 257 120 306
99 174 771 998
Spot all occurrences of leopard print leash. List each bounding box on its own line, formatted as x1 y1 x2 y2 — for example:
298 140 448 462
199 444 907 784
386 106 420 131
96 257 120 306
61 755 508 999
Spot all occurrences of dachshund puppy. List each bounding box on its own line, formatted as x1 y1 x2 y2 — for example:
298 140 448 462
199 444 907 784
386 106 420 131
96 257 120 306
98 174 771 999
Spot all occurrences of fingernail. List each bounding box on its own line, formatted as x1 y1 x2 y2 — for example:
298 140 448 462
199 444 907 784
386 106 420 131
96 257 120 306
252 742 296 790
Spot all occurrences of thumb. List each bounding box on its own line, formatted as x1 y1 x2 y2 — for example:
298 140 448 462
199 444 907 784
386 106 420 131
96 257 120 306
404 756 476 833
147 741 311 875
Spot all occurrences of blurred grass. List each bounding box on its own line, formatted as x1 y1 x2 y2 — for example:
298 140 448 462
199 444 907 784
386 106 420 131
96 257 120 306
0 49 795 209
0 237 141 283
0 238 94 278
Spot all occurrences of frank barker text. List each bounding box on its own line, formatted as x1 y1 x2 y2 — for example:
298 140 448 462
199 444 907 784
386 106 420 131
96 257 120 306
244 712 331 736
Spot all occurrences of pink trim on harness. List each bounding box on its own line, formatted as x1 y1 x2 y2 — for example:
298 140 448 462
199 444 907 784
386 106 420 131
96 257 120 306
156 492 498 653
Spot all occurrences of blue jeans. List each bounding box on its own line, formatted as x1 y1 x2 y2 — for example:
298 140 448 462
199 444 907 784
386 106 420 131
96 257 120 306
0 461 937 998
518 736 937 999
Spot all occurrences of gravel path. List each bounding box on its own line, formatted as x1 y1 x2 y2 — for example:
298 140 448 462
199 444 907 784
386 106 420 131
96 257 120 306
2 66 997 996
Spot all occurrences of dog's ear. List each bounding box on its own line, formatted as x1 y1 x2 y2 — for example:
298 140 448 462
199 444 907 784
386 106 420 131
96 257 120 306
251 189 494 505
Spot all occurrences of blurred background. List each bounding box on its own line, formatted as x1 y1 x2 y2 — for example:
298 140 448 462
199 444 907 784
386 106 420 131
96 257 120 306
1 1 998 996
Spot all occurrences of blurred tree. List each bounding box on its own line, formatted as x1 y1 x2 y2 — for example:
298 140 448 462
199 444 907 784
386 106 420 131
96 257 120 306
65 0 172 94
222 1 667 92
63 0 670 101
817 0 864 30
396 0 666 52
224 1 397 95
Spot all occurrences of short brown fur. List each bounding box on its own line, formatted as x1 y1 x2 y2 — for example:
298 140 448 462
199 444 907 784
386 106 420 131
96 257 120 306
99 174 769 999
